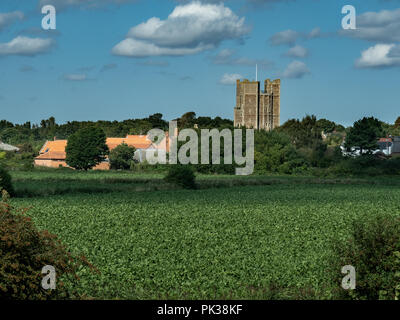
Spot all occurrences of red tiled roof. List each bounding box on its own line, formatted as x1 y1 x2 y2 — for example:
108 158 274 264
379 138 392 143
36 135 153 161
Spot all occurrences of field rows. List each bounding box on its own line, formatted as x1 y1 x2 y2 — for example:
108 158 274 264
11 183 400 299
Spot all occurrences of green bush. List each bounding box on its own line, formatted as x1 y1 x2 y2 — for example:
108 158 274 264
332 215 400 300
0 167 13 196
0 191 95 299
109 143 136 170
164 165 196 189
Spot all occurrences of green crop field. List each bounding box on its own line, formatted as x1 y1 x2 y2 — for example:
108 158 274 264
10 179 400 299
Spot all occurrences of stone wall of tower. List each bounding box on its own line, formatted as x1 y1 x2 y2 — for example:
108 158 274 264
265 79 280 129
234 80 243 127
234 79 259 129
234 78 280 131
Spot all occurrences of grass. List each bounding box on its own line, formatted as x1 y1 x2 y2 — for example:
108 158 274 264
10 168 400 197
10 181 400 299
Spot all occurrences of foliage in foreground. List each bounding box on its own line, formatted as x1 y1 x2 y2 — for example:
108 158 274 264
0 166 14 196
0 191 95 299
332 215 400 300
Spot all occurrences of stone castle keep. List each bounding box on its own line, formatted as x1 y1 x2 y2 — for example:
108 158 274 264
234 78 280 131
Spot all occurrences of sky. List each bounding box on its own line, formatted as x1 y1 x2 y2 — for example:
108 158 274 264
0 0 399 127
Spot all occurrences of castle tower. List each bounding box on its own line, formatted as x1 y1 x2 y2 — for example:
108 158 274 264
234 78 280 131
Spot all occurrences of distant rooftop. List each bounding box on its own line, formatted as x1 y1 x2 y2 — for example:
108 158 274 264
0 141 19 152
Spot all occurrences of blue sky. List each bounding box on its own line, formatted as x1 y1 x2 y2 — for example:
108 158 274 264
0 0 399 127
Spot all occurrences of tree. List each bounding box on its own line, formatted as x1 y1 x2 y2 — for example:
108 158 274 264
254 130 305 174
148 113 167 130
109 143 136 170
316 118 336 134
179 112 196 129
395 116 400 129
345 117 383 155
279 115 322 148
66 127 109 170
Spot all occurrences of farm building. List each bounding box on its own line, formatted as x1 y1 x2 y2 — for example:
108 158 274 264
393 136 400 154
0 141 19 152
341 136 400 156
34 133 171 170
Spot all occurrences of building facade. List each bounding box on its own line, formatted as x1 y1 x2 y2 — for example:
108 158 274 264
34 133 172 170
234 78 280 131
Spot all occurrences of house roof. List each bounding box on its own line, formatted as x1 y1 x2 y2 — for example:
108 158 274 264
107 136 152 150
36 135 153 161
0 141 20 152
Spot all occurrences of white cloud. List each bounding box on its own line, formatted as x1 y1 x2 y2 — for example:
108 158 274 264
355 44 400 68
285 45 308 58
269 30 299 46
340 8 400 43
112 1 250 57
0 11 24 31
63 73 88 81
281 60 310 79
219 73 242 85
308 27 321 39
112 38 209 57
269 27 322 46
0 36 54 56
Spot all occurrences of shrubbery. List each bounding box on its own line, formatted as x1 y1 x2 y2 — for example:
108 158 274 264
109 143 136 170
0 191 95 299
164 165 196 189
0 166 13 196
332 215 400 300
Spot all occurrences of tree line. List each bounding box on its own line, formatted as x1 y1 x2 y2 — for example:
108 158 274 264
1 113 400 175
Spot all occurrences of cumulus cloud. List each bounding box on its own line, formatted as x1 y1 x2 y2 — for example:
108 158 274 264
281 60 310 79
269 30 299 46
355 44 400 68
0 36 54 57
269 27 321 46
63 73 88 81
0 11 24 32
112 2 250 57
284 45 308 58
211 49 272 68
340 8 400 43
219 73 243 85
